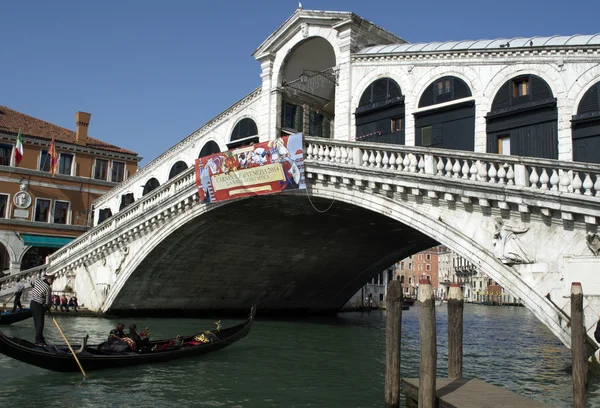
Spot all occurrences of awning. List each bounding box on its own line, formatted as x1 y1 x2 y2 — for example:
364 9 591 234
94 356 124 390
21 234 75 248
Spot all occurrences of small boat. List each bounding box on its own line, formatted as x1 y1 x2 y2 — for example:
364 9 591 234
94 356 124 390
0 307 255 373
0 308 32 326
403 297 416 307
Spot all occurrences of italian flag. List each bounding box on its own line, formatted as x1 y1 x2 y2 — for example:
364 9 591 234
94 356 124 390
14 131 23 165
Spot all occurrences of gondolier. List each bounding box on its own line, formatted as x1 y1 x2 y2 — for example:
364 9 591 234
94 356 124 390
11 278 25 313
30 274 55 346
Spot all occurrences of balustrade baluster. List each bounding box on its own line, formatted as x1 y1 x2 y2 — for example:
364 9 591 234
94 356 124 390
403 153 411 171
317 144 324 162
550 169 560 191
497 164 506 185
540 169 549 190
341 147 348 164
409 154 418 173
369 150 376 167
583 173 593 196
477 161 487 182
418 155 425 174
461 160 469 179
389 152 397 171
329 146 336 162
445 158 453 177
382 151 389 169
305 143 313 159
437 157 445 176
559 169 571 193
488 163 497 183
506 164 515 185
529 167 539 189
362 149 369 166
572 171 583 195
452 159 461 178
469 161 478 181
594 174 600 197
375 151 383 168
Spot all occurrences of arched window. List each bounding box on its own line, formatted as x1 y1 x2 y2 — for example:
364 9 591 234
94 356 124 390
199 141 220 158
355 78 404 145
98 208 113 224
415 76 475 151
572 81 600 164
168 161 188 179
487 74 557 159
230 118 258 142
142 178 160 196
119 193 135 211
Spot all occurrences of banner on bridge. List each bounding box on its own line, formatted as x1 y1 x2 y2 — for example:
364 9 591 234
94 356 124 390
194 133 306 203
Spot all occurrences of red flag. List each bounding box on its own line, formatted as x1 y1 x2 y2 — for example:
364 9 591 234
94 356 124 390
48 138 58 176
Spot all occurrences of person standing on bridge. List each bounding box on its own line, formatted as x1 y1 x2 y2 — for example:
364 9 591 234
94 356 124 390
30 274 55 346
11 278 25 313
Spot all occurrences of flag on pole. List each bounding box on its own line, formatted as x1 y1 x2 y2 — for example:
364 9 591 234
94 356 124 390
49 138 59 176
14 130 23 165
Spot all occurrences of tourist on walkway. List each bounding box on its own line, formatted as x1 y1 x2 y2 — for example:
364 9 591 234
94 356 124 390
60 295 68 312
11 278 25 313
30 274 55 346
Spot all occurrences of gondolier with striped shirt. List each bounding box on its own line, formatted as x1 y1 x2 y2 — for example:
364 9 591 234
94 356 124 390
30 274 55 346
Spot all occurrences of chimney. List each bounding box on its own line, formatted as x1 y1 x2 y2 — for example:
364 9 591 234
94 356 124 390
75 111 91 146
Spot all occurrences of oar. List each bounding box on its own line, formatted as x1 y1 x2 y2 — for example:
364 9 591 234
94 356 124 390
50 315 87 379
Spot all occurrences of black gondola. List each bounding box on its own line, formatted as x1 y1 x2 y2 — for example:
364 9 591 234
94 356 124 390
0 308 255 372
0 308 32 325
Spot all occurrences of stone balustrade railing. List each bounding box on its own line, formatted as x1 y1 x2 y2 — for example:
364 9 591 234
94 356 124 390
304 137 600 203
0 265 47 297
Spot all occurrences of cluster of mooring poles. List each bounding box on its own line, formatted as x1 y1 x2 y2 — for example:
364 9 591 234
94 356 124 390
384 279 589 407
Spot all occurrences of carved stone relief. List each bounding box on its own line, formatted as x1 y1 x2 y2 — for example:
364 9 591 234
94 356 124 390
492 217 533 265
586 232 600 256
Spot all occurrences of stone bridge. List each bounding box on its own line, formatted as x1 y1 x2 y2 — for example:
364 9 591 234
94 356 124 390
1 137 596 351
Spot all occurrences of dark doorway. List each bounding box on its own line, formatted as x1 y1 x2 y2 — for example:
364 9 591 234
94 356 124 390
572 81 600 164
199 141 221 158
169 161 188 179
355 78 405 144
142 178 160 196
119 193 135 211
21 247 56 270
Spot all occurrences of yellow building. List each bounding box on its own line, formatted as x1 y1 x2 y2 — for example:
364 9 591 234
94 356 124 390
0 106 140 274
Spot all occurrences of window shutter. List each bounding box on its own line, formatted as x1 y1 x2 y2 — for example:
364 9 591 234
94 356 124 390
578 84 599 114
432 123 443 146
531 76 552 101
491 83 510 111
294 105 303 131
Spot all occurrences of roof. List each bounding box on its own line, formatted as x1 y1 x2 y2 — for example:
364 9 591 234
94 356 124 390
0 105 137 156
357 34 600 55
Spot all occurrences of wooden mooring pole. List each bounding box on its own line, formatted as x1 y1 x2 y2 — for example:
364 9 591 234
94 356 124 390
385 278 403 408
447 283 463 379
418 278 436 408
571 282 586 408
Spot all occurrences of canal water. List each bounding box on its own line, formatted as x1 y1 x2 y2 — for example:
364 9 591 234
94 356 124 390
0 305 598 407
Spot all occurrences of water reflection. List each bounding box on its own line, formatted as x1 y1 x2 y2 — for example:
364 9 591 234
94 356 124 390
0 305 598 407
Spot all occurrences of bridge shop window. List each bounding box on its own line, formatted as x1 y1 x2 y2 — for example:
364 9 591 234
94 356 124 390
309 110 331 138
486 74 557 159
119 193 135 211
94 159 109 180
34 198 51 222
355 77 405 144
58 153 73 175
111 161 126 183
142 177 160 196
53 200 70 224
0 143 13 166
199 141 220 158
231 118 258 142
97 208 113 224
572 81 600 164
415 76 474 151
168 161 188 180
0 194 8 218
282 102 303 133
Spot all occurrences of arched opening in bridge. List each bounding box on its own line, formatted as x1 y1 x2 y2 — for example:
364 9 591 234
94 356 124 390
279 37 336 138
98 208 113 224
355 77 405 144
199 141 221 158
486 74 557 158
0 243 10 275
572 81 600 164
228 118 259 149
142 178 160 196
119 193 135 211
168 161 189 180
415 76 474 151
20 246 56 270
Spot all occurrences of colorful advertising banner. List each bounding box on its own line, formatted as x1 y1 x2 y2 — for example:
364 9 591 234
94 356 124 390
194 133 306 203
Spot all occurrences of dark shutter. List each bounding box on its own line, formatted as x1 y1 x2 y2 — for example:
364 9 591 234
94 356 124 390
578 84 599 114
531 76 553 101
491 83 510 111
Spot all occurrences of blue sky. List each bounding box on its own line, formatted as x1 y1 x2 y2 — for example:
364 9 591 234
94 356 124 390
3 0 599 165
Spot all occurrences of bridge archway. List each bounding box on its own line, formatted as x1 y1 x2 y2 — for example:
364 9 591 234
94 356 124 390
572 80 600 164
142 178 160 196
199 141 221 158
100 183 569 346
168 161 189 180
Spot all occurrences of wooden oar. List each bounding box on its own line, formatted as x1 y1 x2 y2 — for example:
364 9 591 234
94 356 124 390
50 315 87 379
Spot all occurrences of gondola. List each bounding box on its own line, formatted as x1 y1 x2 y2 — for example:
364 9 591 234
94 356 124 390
0 307 255 372
0 308 32 325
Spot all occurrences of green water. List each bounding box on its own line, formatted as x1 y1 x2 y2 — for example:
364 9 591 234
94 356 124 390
0 305 598 407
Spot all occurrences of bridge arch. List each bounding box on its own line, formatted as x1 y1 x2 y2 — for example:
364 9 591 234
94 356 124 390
198 140 222 158
571 77 600 164
142 177 161 196
168 160 189 180
228 116 259 143
100 185 569 347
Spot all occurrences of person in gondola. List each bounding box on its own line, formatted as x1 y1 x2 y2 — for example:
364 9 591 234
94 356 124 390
127 324 150 351
30 274 55 346
108 323 126 340
11 278 25 313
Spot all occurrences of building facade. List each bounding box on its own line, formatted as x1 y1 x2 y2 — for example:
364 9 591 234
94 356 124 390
0 106 139 275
